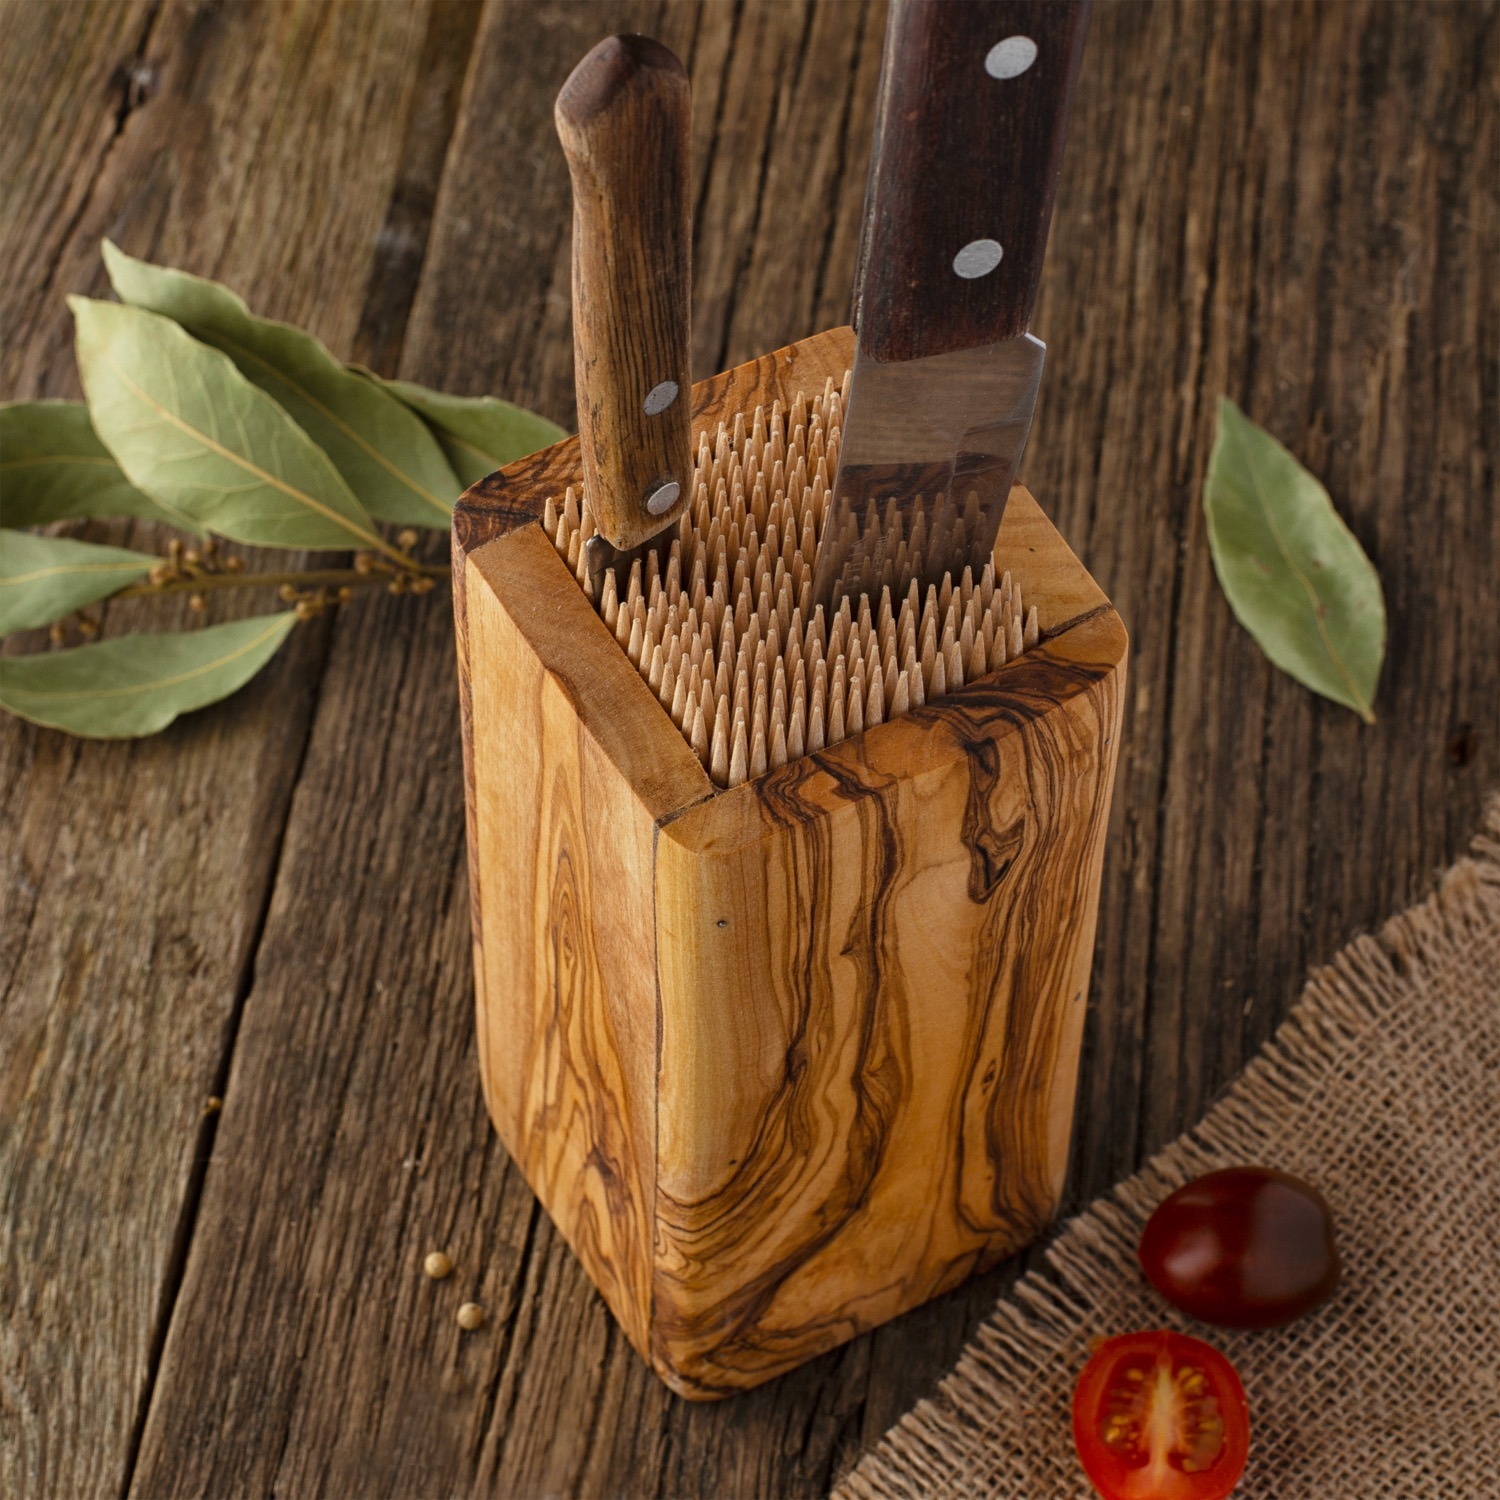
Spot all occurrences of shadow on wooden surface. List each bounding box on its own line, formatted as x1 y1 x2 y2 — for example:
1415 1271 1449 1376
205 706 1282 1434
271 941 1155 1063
2 1 1495 1496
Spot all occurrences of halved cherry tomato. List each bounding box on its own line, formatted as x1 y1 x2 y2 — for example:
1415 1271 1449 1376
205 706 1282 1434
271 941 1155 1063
1072 1330 1249 1500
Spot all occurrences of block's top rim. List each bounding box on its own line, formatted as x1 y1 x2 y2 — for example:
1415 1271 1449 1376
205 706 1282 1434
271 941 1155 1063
454 325 1126 838
453 325 859 560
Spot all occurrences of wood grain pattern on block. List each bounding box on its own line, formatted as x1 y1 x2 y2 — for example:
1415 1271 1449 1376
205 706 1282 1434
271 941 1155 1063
453 325 1127 1397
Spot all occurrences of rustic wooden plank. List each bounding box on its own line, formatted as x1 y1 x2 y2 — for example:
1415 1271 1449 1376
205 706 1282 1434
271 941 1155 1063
126 3 686 1493
351 0 487 375
113 0 1498 1496
696 0 887 374
0 0 159 392
1043 0 1499 1172
0 2 460 1496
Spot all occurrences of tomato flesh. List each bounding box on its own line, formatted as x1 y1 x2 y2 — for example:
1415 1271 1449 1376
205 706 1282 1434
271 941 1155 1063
1138 1166 1340 1328
1072 1331 1249 1500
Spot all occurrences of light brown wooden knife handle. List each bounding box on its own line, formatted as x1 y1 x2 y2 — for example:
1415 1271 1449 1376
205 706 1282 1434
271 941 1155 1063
556 35 692 551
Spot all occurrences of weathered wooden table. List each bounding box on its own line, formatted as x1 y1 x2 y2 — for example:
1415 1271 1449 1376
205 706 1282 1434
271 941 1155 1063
3 2 1495 1495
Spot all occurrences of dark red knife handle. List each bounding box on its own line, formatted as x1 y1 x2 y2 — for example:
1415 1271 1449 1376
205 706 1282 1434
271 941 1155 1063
853 0 1089 362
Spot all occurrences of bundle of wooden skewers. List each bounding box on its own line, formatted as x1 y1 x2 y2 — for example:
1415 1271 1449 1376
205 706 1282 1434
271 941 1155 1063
545 374 1040 789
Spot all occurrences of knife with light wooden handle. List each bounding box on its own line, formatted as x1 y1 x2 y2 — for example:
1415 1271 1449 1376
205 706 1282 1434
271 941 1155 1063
555 34 692 591
812 0 1090 613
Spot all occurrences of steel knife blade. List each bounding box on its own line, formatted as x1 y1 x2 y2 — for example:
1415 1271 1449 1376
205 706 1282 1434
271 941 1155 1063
554 35 693 596
812 0 1090 614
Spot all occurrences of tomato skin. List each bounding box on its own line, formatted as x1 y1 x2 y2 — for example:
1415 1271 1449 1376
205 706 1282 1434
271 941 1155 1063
1138 1166 1339 1328
1072 1331 1249 1500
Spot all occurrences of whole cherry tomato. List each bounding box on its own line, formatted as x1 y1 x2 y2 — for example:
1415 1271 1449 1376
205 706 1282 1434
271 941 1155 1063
1138 1166 1339 1328
1072 1330 1249 1500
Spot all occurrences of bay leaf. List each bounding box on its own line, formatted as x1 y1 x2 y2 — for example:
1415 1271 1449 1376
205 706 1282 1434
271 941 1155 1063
375 376 565 487
1204 398 1385 722
71 297 388 553
103 242 460 528
0 611 297 737
0 529 156 635
0 400 200 531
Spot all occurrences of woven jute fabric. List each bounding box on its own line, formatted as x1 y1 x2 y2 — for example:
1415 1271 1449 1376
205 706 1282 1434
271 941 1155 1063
838 798 1500 1500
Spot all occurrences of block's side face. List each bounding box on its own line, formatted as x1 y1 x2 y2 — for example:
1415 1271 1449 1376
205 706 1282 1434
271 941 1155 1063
463 535 670 1359
651 611 1127 1397
1033 625 1128 1202
453 431 581 966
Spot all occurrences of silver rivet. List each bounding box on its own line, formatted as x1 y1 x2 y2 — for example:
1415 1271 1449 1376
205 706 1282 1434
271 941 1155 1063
985 36 1037 79
645 479 681 516
953 239 1003 279
643 380 678 416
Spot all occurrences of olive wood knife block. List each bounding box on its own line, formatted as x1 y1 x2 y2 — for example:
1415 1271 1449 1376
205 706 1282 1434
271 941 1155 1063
452 325 1126 1399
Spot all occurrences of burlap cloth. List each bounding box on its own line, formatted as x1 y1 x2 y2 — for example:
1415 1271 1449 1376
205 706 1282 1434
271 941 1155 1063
838 798 1500 1500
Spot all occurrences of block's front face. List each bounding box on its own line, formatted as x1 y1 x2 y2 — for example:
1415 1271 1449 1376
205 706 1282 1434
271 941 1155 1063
651 611 1125 1396
454 328 1127 1400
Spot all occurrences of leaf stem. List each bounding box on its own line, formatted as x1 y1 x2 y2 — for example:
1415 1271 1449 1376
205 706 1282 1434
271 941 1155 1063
116 560 446 601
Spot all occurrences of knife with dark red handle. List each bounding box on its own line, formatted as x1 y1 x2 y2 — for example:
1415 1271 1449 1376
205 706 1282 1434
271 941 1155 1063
556 35 692 579
813 0 1090 612
856 0 1088 360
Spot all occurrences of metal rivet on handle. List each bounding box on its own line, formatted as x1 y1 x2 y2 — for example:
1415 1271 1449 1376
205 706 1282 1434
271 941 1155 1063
953 239 1003 279
985 36 1037 79
645 479 681 516
643 380 679 416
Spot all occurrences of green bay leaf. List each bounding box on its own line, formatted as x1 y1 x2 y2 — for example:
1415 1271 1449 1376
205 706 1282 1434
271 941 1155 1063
0 400 200 532
1204 398 1385 722
71 297 387 553
0 529 156 635
0 611 297 737
374 375 565 487
103 242 459 528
